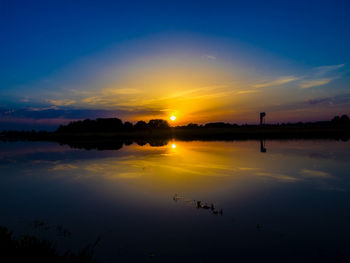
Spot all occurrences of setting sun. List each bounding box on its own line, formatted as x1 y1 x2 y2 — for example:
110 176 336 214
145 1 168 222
170 116 176 121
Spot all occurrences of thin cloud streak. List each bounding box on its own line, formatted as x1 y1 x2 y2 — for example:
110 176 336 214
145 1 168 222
299 78 334 89
237 90 262 94
300 169 332 178
46 99 77 106
253 76 298 88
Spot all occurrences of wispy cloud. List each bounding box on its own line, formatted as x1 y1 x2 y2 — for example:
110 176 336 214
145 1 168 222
46 99 76 106
306 93 350 105
238 167 260 171
51 164 78 171
313 64 345 76
236 89 262 94
81 96 106 105
253 76 297 88
202 54 216 60
251 63 345 90
298 63 345 89
300 169 332 178
103 88 143 95
260 93 350 119
299 78 334 89
255 172 298 182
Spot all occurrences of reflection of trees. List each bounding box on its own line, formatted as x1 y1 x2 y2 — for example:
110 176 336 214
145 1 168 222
57 138 171 150
147 138 170 147
135 140 147 146
260 139 267 153
58 140 124 151
332 114 350 125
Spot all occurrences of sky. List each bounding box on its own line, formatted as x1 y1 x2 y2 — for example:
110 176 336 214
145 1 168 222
1 0 350 130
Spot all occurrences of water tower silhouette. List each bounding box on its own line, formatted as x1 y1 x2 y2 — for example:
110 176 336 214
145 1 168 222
260 112 266 126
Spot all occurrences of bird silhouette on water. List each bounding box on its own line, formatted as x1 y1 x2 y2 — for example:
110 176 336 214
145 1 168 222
176 196 224 216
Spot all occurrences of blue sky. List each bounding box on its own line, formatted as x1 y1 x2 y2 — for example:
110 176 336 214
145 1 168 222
1 0 350 129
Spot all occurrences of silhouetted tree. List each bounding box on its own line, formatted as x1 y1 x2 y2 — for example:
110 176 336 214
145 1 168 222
57 118 124 133
135 140 147 146
332 115 350 125
124 121 133 130
148 119 170 129
96 118 123 132
340 114 350 122
187 123 199 128
134 121 147 130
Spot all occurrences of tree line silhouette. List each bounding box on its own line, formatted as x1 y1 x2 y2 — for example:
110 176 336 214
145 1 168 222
0 115 349 143
53 114 349 133
56 118 170 133
331 114 350 125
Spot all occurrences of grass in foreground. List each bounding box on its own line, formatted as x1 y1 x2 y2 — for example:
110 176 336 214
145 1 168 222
0 226 98 263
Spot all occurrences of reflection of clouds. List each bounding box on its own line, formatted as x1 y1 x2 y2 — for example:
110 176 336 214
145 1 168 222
1 140 349 198
120 159 215 176
238 167 260 171
0 158 17 164
84 163 108 172
117 172 142 179
317 185 345 192
0 143 71 159
300 169 332 178
51 164 78 171
32 160 60 164
70 148 240 180
239 167 298 182
255 172 299 182
307 152 334 160
69 142 347 189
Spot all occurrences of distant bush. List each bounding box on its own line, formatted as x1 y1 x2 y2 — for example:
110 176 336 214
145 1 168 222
332 114 350 125
57 118 124 133
124 121 133 130
204 122 237 128
187 123 199 128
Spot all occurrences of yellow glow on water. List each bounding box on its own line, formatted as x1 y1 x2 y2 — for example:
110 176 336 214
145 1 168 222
44 140 350 200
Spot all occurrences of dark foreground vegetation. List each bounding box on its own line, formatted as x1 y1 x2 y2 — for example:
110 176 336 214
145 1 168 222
1 115 349 150
0 226 98 263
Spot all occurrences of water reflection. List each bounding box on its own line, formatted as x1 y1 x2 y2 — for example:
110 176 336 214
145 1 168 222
55 138 171 150
260 139 267 153
173 194 224 216
0 140 350 262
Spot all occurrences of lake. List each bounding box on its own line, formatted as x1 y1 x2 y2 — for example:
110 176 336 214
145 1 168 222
1 139 349 262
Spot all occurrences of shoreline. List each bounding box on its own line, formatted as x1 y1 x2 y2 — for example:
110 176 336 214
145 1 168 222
1 126 349 144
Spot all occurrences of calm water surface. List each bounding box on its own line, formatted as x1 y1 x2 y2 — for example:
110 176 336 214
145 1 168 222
1 140 350 262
